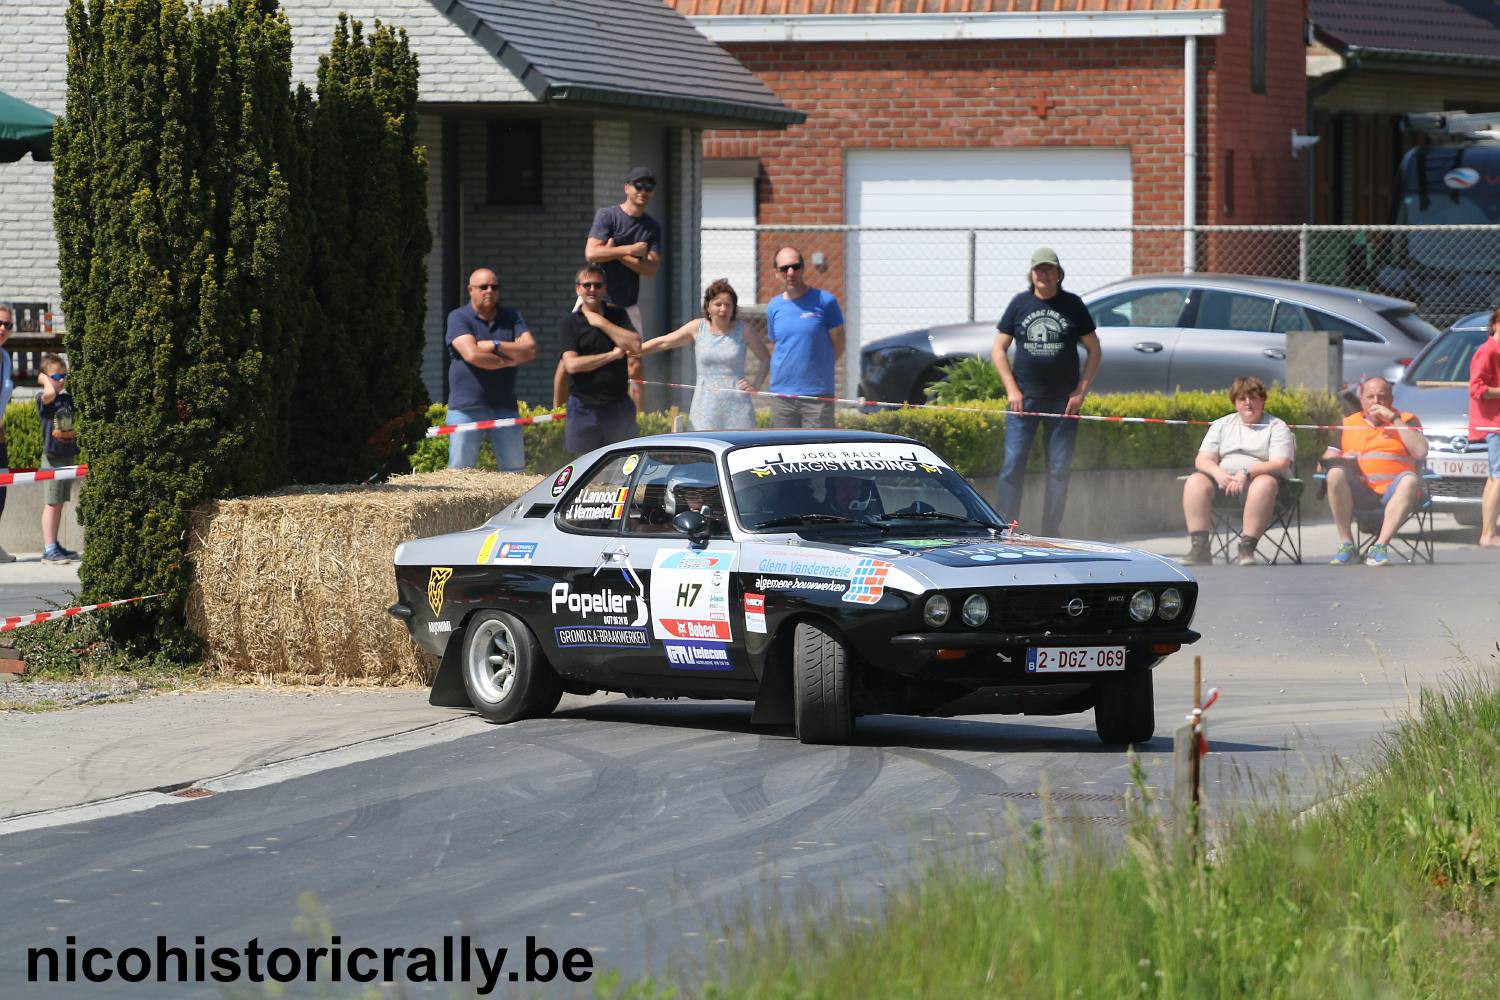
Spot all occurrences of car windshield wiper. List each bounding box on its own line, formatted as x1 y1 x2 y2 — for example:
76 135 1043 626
874 511 997 528
752 514 888 531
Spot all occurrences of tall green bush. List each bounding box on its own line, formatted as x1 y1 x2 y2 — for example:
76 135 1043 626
292 16 429 482
54 0 302 657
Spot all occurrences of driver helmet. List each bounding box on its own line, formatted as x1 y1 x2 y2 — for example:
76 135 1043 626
665 465 723 517
824 474 875 513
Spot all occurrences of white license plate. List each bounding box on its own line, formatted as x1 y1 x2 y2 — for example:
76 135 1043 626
1026 646 1127 674
1432 456 1490 478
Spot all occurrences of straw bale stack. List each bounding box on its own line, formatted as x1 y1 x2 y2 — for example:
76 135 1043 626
187 469 540 685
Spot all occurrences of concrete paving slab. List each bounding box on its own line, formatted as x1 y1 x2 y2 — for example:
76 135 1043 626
0 687 471 819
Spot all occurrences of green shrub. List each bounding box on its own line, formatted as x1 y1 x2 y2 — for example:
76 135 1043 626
926 355 1001 404
411 404 673 475
3 401 42 471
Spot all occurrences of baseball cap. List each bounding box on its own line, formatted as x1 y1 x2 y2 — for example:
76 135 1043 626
1030 247 1061 268
626 166 656 184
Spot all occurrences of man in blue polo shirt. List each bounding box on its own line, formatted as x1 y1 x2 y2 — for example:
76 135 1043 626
765 245 845 428
445 268 537 470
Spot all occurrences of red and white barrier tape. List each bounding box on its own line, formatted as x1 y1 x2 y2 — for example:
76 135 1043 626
0 464 87 487
426 414 564 438
1 593 159 634
628 378 1500 435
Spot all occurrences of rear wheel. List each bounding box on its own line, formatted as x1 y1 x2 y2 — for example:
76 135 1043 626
1093 669 1155 745
461 611 563 724
792 622 855 744
1453 508 1483 528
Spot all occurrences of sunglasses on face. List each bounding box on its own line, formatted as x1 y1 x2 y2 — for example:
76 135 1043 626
577 281 605 290
775 261 804 273
470 283 499 291
47 372 66 381
631 181 656 192
0 320 12 329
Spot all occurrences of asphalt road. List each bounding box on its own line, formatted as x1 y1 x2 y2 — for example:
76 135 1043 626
1 545 1497 996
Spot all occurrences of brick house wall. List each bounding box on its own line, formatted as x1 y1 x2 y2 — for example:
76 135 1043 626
701 0 1309 299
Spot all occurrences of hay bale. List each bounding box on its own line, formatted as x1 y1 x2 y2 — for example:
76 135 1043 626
187 469 541 685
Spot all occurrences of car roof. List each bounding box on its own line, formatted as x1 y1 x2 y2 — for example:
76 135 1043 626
1449 311 1491 331
1092 273 1416 313
619 429 918 453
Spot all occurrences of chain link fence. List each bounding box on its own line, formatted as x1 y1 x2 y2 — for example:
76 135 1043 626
701 225 1500 347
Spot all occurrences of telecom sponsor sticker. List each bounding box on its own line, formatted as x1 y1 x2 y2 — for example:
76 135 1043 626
554 625 651 648
494 541 537 563
664 640 733 670
743 592 766 634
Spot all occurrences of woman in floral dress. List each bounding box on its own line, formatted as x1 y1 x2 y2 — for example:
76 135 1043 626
641 279 770 430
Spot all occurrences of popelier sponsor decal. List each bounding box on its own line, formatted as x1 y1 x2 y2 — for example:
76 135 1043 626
550 582 647 627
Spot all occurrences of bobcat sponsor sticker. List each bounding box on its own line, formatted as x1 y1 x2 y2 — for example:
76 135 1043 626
427 567 453 617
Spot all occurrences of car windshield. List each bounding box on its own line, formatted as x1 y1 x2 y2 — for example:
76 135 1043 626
1404 328 1487 383
726 442 1003 532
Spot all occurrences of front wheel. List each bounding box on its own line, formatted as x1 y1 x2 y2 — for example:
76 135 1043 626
1093 669 1155 745
461 610 563 724
793 621 855 744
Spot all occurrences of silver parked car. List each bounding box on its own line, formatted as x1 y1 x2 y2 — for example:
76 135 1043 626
1392 311 1494 525
860 274 1441 405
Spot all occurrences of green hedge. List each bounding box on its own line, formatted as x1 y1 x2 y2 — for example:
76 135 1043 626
408 389 1339 481
3 402 43 470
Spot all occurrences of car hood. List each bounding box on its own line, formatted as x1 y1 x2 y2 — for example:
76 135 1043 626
1392 381 1470 440
788 533 1191 590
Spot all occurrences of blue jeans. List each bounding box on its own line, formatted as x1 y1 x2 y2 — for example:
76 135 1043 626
996 395 1079 536
446 405 525 471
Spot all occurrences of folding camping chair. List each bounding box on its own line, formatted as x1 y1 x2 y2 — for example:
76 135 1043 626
1314 466 1438 565
1176 475 1304 564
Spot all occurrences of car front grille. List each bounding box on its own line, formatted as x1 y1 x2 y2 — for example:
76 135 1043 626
989 587 1141 632
1428 476 1486 501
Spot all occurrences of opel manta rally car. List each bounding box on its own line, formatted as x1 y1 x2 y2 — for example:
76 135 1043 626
391 431 1199 746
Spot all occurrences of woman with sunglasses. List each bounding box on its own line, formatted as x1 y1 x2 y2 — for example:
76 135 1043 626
640 279 769 430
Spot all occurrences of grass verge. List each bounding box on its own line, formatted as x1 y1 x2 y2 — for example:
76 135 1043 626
680 666 1500 999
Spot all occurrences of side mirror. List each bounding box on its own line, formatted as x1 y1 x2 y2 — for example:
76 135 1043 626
672 509 710 547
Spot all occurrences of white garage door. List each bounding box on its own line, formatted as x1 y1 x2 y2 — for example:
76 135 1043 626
700 177 758 305
845 148 1133 348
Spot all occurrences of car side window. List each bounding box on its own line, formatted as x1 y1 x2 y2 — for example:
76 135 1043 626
1194 290 1273 333
1303 308 1381 344
1269 301 1310 334
624 450 729 537
1087 288 1189 328
556 453 634 533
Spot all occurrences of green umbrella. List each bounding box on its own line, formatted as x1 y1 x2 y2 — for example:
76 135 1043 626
0 88 57 163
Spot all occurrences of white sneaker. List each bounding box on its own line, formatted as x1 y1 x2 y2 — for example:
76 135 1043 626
0 547 14 564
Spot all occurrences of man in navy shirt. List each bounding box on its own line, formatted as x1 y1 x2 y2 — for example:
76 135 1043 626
991 247 1102 536
445 268 537 470
766 245 845 429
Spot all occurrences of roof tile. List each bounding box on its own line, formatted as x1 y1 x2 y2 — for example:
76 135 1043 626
666 1 1221 15
1310 0 1500 61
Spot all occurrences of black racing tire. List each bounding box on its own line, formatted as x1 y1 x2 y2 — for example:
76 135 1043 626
792 621 855 745
460 610 563 724
1093 668 1156 746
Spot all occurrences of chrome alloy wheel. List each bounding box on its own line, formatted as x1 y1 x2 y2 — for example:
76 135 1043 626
465 617 518 704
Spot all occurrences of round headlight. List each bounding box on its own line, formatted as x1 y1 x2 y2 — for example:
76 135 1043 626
1128 589 1156 623
1158 588 1183 621
923 594 952 628
961 593 989 627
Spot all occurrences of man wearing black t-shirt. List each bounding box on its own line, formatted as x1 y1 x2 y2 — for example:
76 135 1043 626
561 264 643 455
991 247 1102 536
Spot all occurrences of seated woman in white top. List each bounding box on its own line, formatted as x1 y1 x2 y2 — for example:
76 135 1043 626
1181 375 1295 566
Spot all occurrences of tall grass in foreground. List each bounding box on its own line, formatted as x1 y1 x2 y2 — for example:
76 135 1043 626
679 669 1500 999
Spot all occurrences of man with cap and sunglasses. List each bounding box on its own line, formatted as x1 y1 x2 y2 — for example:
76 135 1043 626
991 247 1102 536
564 166 664 410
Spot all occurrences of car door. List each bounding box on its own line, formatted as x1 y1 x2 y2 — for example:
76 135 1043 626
612 447 753 685
1168 288 1284 391
1083 285 1192 393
